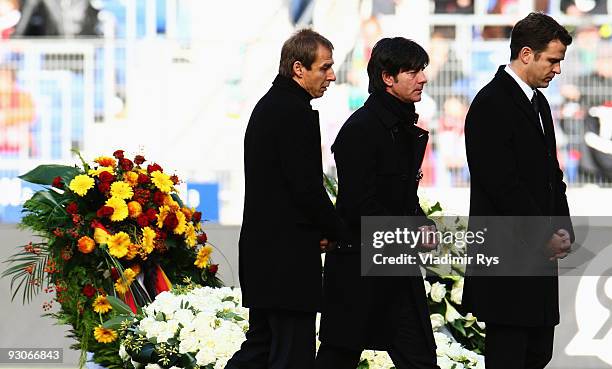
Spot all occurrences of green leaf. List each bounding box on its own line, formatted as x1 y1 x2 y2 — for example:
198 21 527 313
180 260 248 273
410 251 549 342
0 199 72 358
131 343 155 363
102 316 134 330
19 164 81 185
106 296 134 316
180 353 198 369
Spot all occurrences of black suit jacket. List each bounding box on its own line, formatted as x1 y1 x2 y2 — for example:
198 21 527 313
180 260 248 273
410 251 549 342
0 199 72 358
319 92 436 352
463 66 573 326
239 75 346 312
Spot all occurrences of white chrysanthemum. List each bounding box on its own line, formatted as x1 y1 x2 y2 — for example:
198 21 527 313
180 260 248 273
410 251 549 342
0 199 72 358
195 347 216 366
173 308 195 326
437 355 456 369
178 330 200 354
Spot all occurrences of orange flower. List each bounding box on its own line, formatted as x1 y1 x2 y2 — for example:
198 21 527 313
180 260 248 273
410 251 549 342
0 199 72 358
127 201 142 218
123 171 139 187
181 207 193 221
77 236 96 254
125 243 139 260
94 156 117 168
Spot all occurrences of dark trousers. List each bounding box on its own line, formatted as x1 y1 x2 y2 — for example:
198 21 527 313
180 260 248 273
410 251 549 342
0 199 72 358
316 295 439 369
485 324 554 369
225 308 316 369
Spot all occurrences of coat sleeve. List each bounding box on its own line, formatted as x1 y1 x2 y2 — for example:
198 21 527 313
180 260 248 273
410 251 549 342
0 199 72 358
276 108 347 242
333 120 390 228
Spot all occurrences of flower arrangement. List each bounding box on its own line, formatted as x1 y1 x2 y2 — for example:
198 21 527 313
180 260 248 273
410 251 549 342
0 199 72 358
113 284 247 369
2 150 221 368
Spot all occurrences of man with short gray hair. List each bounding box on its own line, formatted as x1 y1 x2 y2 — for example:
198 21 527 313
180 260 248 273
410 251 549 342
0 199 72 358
226 29 347 369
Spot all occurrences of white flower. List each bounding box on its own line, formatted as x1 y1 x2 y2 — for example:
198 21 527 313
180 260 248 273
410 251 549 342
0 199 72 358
444 299 462 323
437 355 456 369
430 282 447 303
424 280 432 296
144 364 162 369
430 313 445 331
450 278 464 305
173 308 195 326
195 347 216 366
131 360 143 369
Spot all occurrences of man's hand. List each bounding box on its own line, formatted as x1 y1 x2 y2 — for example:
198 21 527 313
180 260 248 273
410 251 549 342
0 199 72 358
418 225 438 251
547 229 571 261
320 238 337 253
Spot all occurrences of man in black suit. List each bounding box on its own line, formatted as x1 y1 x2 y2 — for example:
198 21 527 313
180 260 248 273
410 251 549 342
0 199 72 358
316 37 439 369
463 13 574 369
226 29 347 369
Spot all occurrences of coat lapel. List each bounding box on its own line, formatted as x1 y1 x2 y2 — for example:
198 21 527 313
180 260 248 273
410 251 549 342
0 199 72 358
495 67 546 142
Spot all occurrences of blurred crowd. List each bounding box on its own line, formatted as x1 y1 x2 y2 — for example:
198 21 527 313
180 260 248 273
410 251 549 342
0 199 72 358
2 0 612 187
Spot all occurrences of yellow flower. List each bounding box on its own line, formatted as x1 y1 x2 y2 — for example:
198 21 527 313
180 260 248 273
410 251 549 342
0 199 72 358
110 181 133 200
92 295 112 314
141 227 156 255
114 268 137 294
93 326 117 343
105 197 129 222
94 156 117 168
151 171 173 193
185 223 196 248
93 227 109 244
123 171 139 186
88 166 115 177
69 175 95 196
107 231 130 258
194 245 213 268
174 210 187 235
156 205 170 228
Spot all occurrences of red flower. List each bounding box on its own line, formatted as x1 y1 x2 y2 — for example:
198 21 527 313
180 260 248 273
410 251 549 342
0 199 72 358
120 158 134 171
72 214 82 224
66 202 79 214
137 173 150 184
82 284 96 298
136 214 150 227
52 176 64 189
134 155 146 165
197 232 208 244
163 213 178 230
170 175 180 185
53 228 64 237
147 163 163 173
134 188 151 205
153 191 165 206
192 211 202 224
156 229 167 240
98 181 111 193
113 150 124 159
209 264 219 274
96 206 114 218
98 171 115 183
145 208 158 221
90 219 108 232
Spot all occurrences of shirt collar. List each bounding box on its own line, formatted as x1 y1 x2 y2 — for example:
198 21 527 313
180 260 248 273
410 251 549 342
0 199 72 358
504 64 536 100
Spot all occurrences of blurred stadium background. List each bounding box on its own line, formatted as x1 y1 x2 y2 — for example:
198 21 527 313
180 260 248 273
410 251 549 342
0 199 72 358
1 0 612 224
1 1 612 367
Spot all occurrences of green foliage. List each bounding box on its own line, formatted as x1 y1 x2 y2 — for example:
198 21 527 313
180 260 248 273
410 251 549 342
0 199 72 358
19 164 82 185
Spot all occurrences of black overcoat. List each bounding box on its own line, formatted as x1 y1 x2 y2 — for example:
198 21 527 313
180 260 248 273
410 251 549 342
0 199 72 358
319 92 436 352
239 75 346 312
463 66 573 327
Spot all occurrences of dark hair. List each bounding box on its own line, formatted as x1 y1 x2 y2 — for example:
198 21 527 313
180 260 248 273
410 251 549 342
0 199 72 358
510 12 572 60
278 29 334 78
367 37 429 94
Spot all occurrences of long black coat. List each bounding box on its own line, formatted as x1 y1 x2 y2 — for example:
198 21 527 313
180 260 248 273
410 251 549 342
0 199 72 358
463 66 573 327
239 75 346 312
319 92 436 352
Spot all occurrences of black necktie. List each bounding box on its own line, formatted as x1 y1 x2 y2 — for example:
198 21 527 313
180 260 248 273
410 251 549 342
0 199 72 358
531 91 539 118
